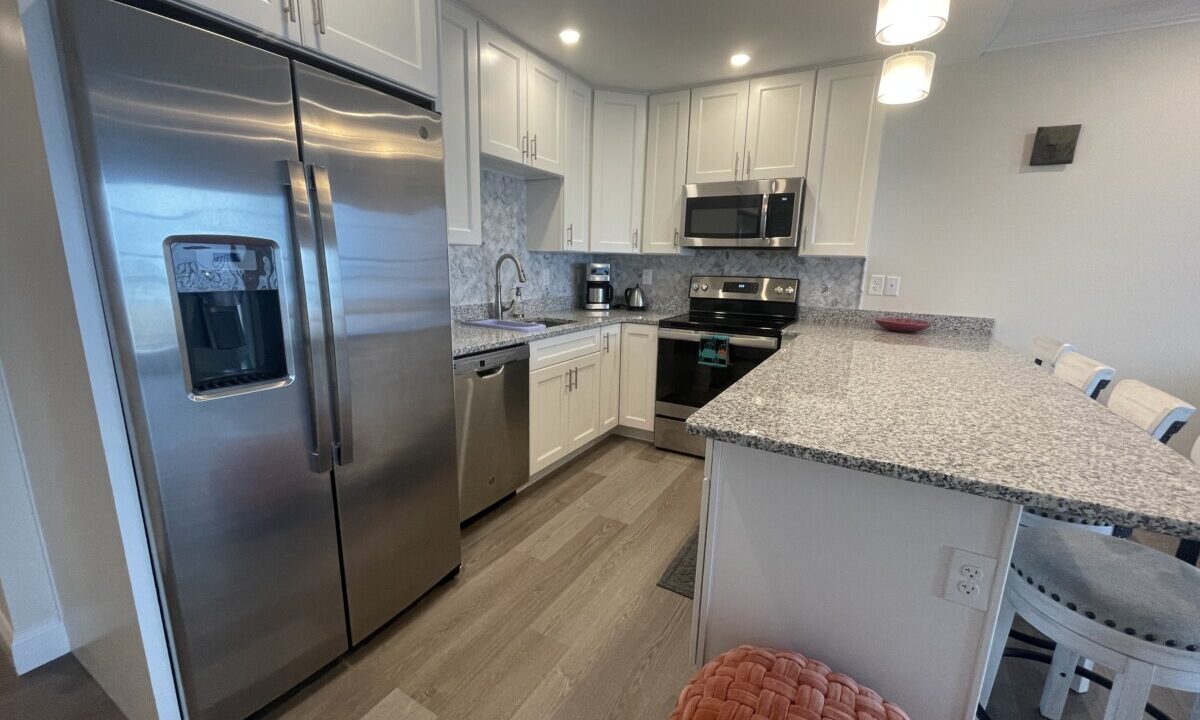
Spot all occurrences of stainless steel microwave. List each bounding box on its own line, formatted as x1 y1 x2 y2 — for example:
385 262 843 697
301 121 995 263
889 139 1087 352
681 177 805 248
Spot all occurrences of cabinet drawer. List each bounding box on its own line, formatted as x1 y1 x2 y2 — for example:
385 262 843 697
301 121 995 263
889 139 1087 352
529 328 602 371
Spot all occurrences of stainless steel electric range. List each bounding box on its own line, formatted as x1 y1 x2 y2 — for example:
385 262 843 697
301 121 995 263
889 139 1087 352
655 276 798 456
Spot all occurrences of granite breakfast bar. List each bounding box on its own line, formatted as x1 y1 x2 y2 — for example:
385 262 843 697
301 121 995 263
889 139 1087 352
685 319 1200 720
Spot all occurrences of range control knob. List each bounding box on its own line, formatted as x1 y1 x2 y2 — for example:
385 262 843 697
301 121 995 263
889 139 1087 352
785 286 795 295
691 283 700 291
701 283 709 291
774 286 784 295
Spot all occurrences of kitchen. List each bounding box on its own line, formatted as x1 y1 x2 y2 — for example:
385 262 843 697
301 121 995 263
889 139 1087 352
0 1 1198 720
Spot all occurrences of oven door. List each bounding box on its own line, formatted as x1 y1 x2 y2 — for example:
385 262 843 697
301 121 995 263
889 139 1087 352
655 328 778 417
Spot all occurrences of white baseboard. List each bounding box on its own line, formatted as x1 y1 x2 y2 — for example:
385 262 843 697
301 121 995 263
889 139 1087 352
8 619 70 674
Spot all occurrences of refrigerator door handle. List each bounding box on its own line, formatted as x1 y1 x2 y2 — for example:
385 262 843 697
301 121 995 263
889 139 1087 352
285 160 334 473
310 164 355 466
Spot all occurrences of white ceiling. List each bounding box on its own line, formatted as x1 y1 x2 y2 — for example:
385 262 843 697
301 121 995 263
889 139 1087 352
460 0 1012 91
460 0 1200 92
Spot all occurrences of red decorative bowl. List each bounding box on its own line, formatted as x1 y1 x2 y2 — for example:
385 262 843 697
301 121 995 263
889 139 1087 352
875 317 930 333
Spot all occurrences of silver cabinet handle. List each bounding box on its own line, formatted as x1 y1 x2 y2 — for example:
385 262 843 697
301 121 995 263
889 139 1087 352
632 229 638 248
734 152 740 179
567 223 573 245
283 0 297 22
310 165 353 466
531 134 537 160
521 133 529 160
603 334 610 353
673 228 679 247
285 161 333 474
745 152 751 178
313 0 326 34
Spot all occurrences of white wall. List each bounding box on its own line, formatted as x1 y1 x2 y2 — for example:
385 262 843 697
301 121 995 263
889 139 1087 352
863 22 1200 455
0 357 69 673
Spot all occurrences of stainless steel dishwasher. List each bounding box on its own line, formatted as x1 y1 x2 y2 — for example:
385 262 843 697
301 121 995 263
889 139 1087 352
453 344 530 522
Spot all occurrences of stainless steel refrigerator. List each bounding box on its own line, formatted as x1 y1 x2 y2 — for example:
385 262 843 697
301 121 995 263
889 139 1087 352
51 1 461 717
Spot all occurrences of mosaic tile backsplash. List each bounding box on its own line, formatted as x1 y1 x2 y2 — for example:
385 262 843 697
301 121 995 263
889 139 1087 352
448 171 865 311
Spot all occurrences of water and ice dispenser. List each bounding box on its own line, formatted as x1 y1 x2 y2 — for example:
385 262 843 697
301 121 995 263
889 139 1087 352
168 238 289 396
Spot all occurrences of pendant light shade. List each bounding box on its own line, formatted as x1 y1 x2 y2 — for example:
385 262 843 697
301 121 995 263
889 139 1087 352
878 50 936 104
875 0 950 46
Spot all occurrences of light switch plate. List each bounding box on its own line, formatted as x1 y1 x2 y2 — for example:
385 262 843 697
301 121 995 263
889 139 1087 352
642 269 653 285
884 276 901 297
540 268 550 288
941 547 998 612
868 275 885 296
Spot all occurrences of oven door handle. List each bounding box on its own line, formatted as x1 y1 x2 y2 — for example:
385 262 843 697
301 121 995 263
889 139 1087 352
658 328 779 350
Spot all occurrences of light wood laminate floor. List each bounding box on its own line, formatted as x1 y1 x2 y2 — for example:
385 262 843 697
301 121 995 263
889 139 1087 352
3 436 1195 719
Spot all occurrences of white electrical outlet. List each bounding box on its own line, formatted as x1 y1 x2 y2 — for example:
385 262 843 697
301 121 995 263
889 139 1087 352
642 268 653 285
884 276 901 296
941 548 998 612
868 275 885 296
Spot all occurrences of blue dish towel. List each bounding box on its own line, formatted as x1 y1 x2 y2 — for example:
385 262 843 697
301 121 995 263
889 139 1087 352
698 334 730 368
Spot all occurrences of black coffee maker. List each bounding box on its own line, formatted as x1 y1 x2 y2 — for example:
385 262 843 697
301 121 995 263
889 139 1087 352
584 262 613 310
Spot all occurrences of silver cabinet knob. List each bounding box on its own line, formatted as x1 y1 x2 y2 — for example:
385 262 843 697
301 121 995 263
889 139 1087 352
785 286 795 295
775 286 784 295
691 283 700 291
701 283 709 291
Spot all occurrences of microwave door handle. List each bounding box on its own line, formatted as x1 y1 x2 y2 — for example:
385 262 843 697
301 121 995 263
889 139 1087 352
310 164 354 466
759 192 770 241
285 161 334 474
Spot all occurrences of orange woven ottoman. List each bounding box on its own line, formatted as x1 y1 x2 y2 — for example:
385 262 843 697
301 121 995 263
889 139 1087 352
669 645 910 720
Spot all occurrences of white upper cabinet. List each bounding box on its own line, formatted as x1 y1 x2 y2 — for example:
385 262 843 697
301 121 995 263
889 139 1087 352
478 25 565 176
439 3 482 246
479 25 528 165
189 0 305 42
642 90 690 254
589 91 647 254
802 60 885 257
527 55 565 175
562 76 592 252
686 81 748 184
304 0 439 97
744 70 816 180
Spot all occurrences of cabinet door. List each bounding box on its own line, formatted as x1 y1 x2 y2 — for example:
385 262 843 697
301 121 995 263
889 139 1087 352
642 90 690 254
530 363 570 474
562 76 592 252
440 3 482 246
189 0 305 42
619 324 657 431
803 61 884 257
567 354 601 451
479 24 528 165
598 327 622 432
527 54 565 176
590 90 647 254
685 80 748 184
305 0 438 97
744 71 816 181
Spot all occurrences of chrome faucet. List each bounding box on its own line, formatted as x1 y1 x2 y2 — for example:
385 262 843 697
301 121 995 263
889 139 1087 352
493 253 528 319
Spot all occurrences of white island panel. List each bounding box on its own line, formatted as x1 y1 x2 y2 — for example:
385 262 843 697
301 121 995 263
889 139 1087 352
696 440 1022 720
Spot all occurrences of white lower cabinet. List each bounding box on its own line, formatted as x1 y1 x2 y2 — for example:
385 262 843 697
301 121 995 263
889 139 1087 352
619 324 657 431
598 325 622 431
529 361 571 473
566 354 601 449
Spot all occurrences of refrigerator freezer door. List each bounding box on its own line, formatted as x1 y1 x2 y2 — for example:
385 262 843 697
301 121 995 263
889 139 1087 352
53 3 348 718
293 63 461 644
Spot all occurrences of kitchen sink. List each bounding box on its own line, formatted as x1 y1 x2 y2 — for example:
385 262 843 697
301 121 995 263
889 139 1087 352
460 317 574 332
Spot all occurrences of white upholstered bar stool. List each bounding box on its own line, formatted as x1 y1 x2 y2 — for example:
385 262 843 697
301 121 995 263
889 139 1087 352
1032 336 1075 369
981 528 1200 720
1053 352 1116 400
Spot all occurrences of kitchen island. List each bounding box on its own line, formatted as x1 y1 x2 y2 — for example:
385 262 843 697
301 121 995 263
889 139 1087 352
686 320 1200 719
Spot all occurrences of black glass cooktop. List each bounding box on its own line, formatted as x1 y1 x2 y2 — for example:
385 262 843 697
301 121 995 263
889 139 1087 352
658 312 793 337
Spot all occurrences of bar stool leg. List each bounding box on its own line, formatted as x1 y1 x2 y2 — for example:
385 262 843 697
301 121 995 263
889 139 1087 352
1039 645 1079 719
980 596 1015 710
1070 659 1093 694
1101 660 1154 720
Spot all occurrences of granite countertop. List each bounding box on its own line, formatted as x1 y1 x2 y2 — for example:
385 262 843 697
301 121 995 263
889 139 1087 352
452 307 674 357
687 323 1200 540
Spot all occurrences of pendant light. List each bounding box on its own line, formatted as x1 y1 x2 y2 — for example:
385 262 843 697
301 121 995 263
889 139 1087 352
877 48 936 105
875 0 950 46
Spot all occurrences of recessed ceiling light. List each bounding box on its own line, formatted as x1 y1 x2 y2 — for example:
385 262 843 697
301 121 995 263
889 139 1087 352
730 53 750 67
559 28 581 45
